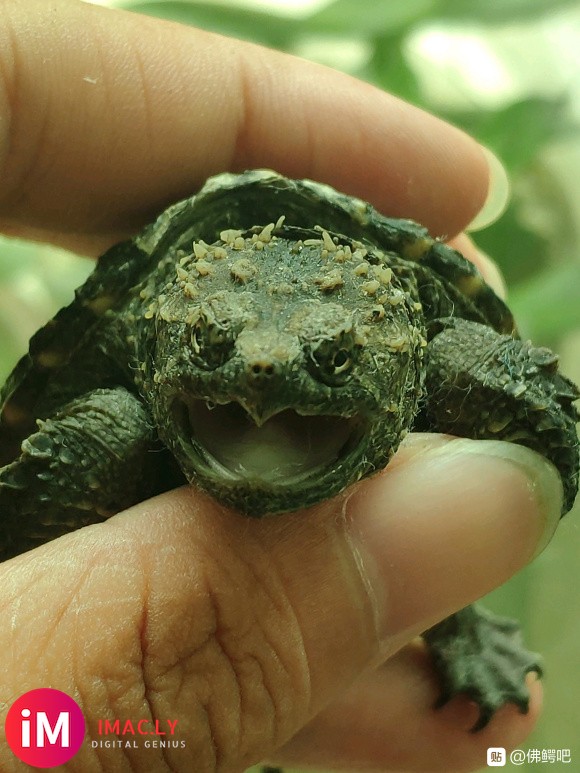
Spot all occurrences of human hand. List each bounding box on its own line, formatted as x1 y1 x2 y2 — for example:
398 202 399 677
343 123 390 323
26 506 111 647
0 2 563 771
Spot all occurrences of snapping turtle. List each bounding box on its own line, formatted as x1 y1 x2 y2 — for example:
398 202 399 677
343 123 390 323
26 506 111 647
1 170 578 730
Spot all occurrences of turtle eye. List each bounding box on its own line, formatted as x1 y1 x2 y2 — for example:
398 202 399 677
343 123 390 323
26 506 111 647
308 334 358 386
189 292 255 370
190 315 236 370
332 348 352 373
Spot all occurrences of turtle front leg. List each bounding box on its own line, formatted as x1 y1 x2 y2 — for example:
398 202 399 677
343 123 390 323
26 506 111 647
421 316 579 511
0 387 171 561
417 316 578 728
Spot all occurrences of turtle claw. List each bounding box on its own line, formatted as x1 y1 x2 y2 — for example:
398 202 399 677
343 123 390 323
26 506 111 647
424 604 542 731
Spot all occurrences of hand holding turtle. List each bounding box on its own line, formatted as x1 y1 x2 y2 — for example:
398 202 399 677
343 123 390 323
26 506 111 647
0 3 573 772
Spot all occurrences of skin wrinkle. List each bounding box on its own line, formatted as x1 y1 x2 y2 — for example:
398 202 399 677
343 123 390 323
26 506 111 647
191 577 238 772
230 45 258 174
244 503 376 756
0 563 37 619
82 14 129 232
75 564 153 773
118 738 145 773
105 540 189 773
134 545 163 771
191 516 313 768
124 538 211 767
245 536 313 699
0 0 489 247
146 634 220 770
125 499 312 769
0 1 80 216
4 551 124 772
120 529 233 769
130 43 155 164
238 49 316 183
12 87 55 215
241 653 278 758
222 608 287 770
53 533 166 773
198 552 290 767
0 566 39 704
68 574 119 773
224 555 303 764
340 487 385 643
0 12 17 179
0 24 41 216
209 579 271 766
67 19 157 229
81 680 119 773
11 563 86 681
258 583 312 734
44 557 95 640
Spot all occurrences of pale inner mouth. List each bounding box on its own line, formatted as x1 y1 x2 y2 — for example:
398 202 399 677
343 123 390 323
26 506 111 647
178 400 363 484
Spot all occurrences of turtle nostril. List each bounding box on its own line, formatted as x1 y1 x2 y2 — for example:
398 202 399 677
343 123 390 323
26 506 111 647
248 361 276 380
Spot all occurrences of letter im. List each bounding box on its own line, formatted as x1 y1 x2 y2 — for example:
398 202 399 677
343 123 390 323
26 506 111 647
20 708 70 748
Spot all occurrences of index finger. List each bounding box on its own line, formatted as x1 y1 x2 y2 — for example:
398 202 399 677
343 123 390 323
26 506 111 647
0 0 490 251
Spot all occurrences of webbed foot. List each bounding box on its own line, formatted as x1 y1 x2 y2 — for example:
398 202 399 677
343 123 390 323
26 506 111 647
424 604 542 731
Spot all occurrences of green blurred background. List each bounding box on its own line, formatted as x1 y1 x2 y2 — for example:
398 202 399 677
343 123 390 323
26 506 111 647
1 0 579 770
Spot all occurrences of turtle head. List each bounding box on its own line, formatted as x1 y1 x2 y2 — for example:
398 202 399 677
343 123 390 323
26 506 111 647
144 226 425 514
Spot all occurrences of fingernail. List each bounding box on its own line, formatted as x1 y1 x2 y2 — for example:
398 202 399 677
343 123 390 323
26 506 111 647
410 438 562 555
459 440 563 559
466 147 510 232
473 244 508 299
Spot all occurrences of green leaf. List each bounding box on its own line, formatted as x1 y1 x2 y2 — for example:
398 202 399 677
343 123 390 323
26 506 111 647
0 237 40 282
510 262 580 343
473 204 548 287
305 0 439 36
445 98 577 174
360 33 423 102
118 1 301 46
436 0 580 23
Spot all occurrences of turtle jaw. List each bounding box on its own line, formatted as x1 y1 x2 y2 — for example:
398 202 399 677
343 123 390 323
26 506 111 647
171 397 367 513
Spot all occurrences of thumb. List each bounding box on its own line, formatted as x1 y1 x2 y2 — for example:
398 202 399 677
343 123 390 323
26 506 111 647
0 434 561 772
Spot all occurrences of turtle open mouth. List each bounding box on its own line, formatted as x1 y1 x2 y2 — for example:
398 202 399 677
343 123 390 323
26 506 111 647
174 398 365 485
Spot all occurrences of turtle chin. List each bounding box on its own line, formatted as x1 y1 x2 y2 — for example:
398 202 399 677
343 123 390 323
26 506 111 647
171 397 367 514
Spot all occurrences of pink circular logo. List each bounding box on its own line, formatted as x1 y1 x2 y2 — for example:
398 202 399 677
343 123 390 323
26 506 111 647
5 688 85 768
